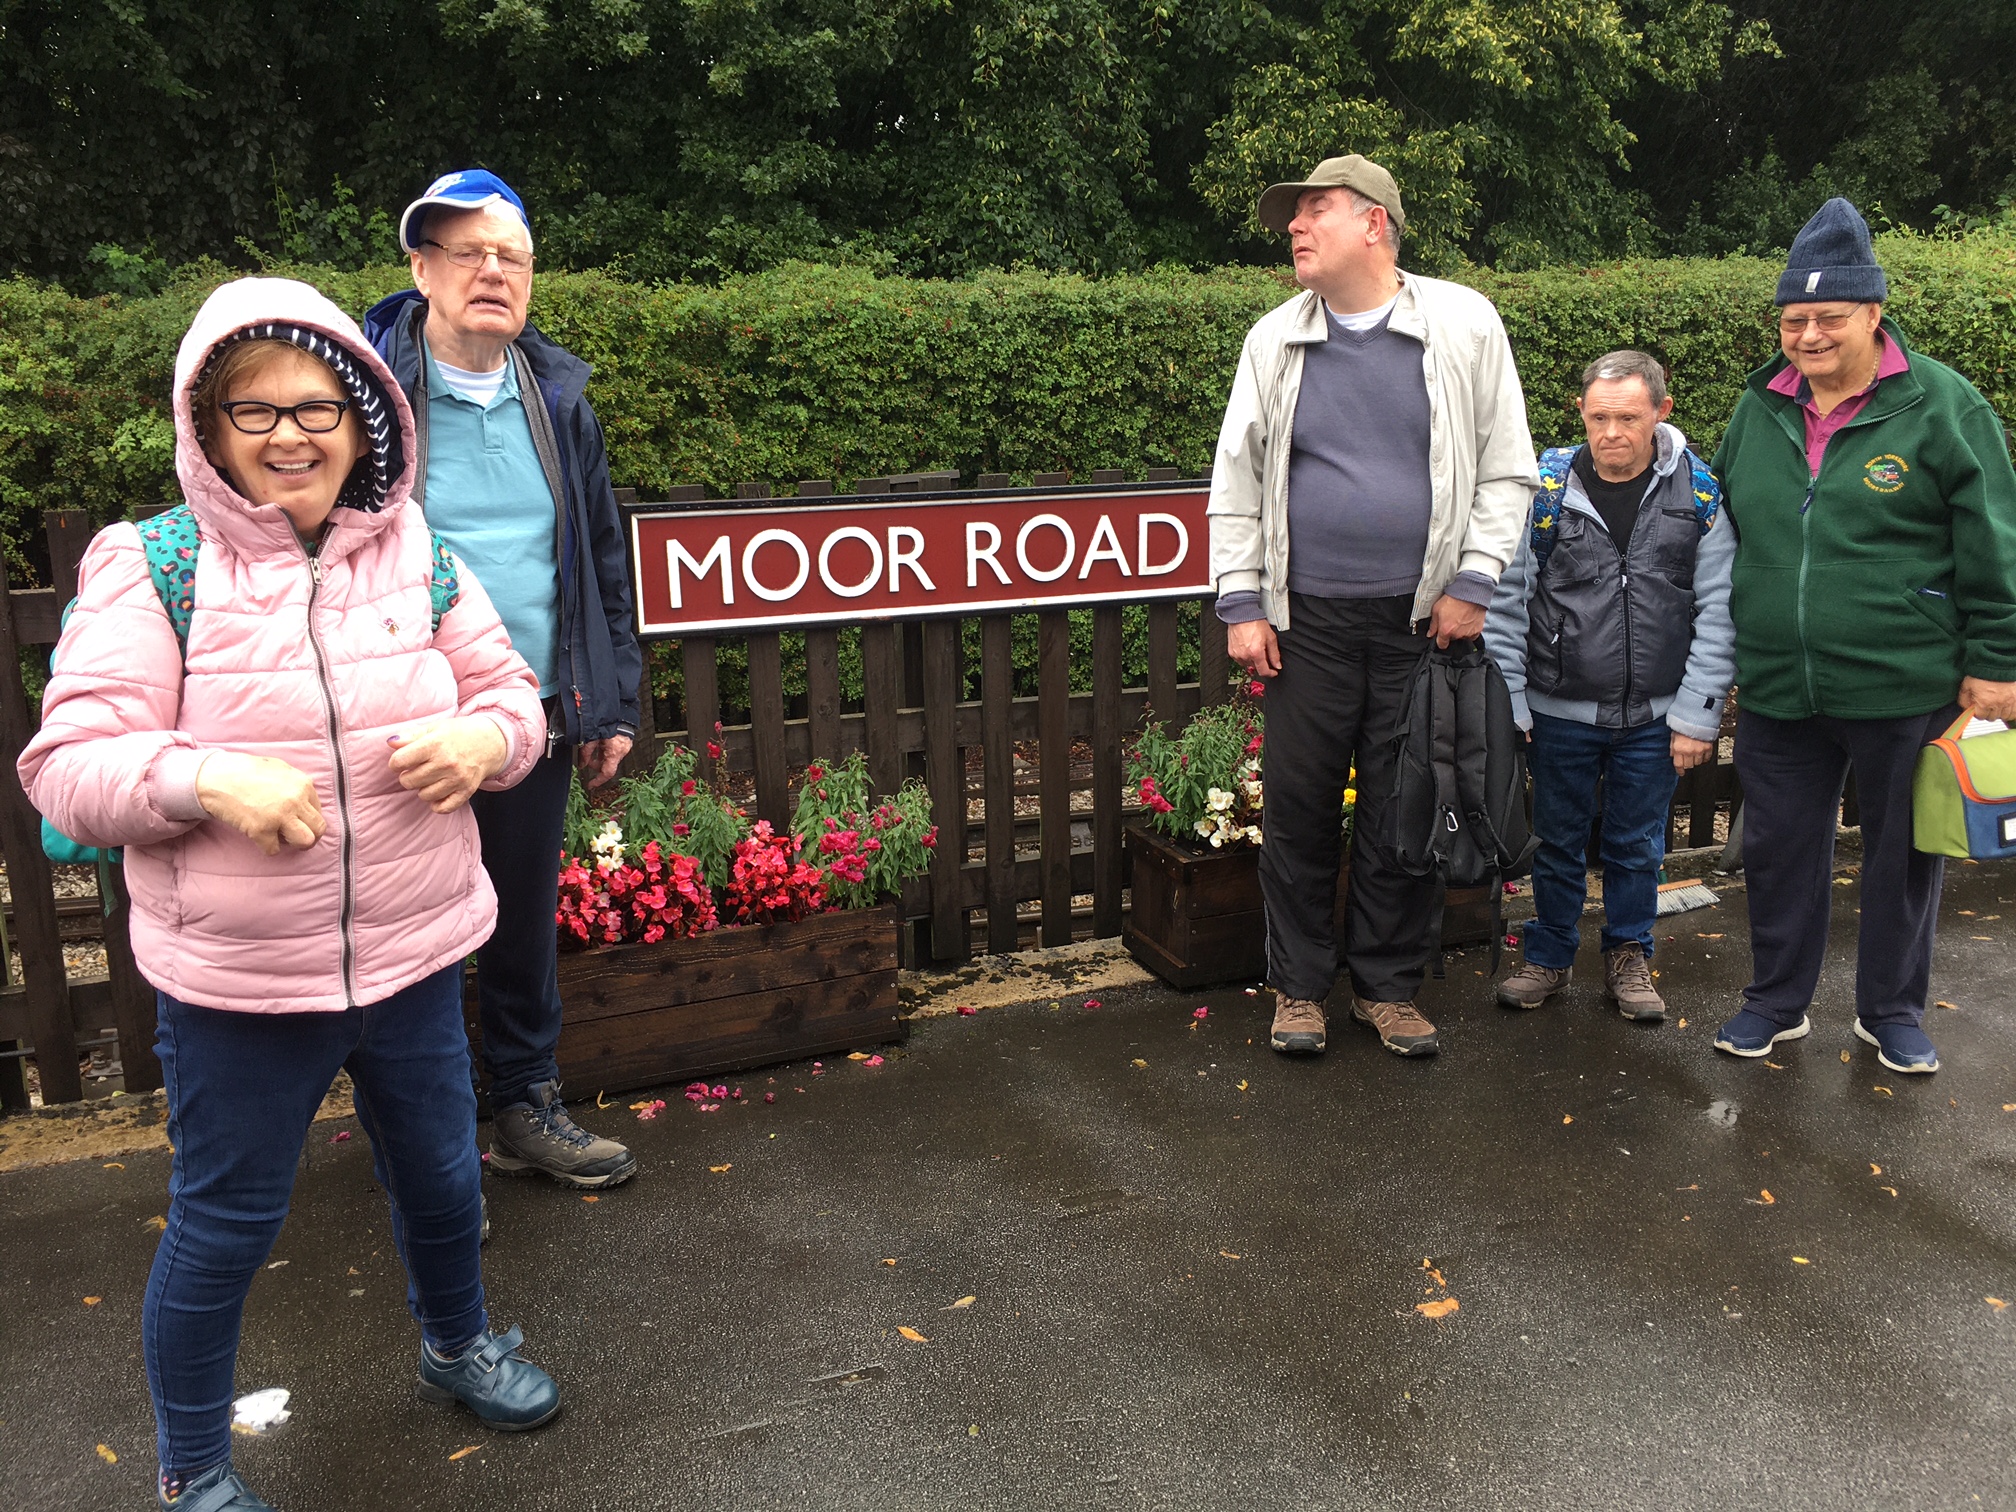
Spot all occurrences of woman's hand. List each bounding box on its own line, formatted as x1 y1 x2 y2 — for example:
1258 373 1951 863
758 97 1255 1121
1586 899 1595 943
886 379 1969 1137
196 753 327 856
387 717 508 814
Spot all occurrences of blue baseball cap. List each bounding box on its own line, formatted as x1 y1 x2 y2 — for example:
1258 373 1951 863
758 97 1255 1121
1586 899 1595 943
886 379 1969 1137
399 169 531 254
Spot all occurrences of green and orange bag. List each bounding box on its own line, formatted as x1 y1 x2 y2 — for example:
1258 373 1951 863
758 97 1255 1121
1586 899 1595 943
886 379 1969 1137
1913 710 2016 858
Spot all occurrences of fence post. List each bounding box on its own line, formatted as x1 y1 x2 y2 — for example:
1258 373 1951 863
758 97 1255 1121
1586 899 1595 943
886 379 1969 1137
747 632 788 825
0 552 81 1103
1037 611 1073 946
980 616 1019 954
682 638 719 782
922 619 968 961
1091 607 1124 937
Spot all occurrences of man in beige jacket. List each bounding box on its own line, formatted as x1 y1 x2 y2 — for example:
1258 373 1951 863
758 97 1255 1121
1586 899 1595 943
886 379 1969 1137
1209 154 1539 1058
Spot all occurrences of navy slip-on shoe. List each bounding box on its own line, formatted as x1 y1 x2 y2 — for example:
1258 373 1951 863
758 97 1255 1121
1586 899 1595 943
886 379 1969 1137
1713 1010 1812 1058
162 1464 277 1511
1854 1019 1940 1074
416 1324 561 1431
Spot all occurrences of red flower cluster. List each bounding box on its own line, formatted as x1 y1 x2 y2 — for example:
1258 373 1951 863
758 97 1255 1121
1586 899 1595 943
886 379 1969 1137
817 816 881 886
1136 774 1176 814
723 821 827 925
555 841 716 950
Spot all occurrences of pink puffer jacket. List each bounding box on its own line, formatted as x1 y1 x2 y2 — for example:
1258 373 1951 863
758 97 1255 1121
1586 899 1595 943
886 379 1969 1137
19 278 545 1013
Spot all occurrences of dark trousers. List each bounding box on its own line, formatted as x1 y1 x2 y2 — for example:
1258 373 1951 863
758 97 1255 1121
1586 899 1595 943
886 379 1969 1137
1522 714 1678 968
1259 594 1440 1003
469 749 573 1108
144 965 485 1477
1735 705 1952 1029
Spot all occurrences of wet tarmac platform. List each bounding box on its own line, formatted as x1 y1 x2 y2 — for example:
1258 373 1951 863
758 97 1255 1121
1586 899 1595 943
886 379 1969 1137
5 862 2013 1510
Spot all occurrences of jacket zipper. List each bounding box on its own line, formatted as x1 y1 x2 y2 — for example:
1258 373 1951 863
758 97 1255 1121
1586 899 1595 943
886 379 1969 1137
303 540 358 1006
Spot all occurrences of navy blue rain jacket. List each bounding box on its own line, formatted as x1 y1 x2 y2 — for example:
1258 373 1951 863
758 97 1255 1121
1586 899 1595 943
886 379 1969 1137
364 289 642 746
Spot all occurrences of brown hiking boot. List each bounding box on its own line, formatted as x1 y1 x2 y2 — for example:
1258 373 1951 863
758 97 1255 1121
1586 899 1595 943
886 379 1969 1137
1351 997 1440 1057
1270 995 1328 1055
1497 959 1570 1010
1604 943 1668 1023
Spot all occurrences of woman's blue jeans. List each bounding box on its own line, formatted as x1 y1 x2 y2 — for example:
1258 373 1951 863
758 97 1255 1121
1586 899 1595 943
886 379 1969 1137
1522 713 1680 970
143 963 486 1478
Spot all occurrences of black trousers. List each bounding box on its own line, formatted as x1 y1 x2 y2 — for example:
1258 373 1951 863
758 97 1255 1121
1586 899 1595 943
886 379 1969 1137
1735 705 1952 1029
468 748 574 1108
1258 593 1441 1003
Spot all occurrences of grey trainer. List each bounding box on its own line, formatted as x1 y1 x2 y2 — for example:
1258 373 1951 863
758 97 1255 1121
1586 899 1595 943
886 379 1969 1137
1604 943 1668 1023
489 1082 638 1189
1270 995 1328 1054
1497 959 1570 1010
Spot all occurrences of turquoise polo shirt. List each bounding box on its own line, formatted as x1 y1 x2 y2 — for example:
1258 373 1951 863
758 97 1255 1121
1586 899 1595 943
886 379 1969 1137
421 345 562 696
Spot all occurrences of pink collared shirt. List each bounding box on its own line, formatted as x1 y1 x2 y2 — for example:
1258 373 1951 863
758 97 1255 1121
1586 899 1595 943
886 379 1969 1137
1766 333 1911 477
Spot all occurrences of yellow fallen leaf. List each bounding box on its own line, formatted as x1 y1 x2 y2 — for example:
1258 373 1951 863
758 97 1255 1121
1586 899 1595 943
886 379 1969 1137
1880 1186 1898 1197
580 1194 599 1203
596 1091 609 1108
1792 1256 1811 1265
709 1163 732 1173
947 1296 976 1310
881 1258 898 1267
1220 1250 1242 1260
1415 1297 1460 1319
1874 1086 1894 1097
2005 1104 2016 1112
449 1445 481 1462
140 1215 166 1231
1869 1164 1883 1176
1758 1189 1776 1205
847 1051 872 1061
897 1326 929 1343
1562 1115 1574 1125
1988 1297 2009 1312
95 1444 117 1464
1841 1051 1852 1063
102 1162 124 1170
1131 1059 1147 1068
1676 1018 1687 1028
1236 1079 1250 1092
1428 1267 1446 1287
1935 1001 1959 1011
1676 1184 1700 1191
1765 1061 1786 1070
82 1297 101 1306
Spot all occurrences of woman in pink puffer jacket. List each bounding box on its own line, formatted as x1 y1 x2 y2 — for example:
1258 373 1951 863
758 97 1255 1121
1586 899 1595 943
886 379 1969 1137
20 278 563 1512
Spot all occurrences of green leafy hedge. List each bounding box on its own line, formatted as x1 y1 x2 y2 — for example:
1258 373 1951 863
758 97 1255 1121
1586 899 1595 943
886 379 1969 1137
4 225 2013 592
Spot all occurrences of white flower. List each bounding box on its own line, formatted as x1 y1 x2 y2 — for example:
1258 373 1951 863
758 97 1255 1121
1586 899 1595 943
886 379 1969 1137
1208 829 1225 848
1196 819 1215 838
1245 825 1264 843
590 818 626 871
1207 787 1234 812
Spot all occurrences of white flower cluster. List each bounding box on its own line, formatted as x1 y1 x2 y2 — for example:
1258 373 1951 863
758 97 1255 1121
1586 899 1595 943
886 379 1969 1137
1193 760 1263 848
590 818 627 872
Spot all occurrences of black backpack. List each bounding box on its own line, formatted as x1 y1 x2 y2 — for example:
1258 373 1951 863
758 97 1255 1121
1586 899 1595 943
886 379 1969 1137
1388 639 1539 970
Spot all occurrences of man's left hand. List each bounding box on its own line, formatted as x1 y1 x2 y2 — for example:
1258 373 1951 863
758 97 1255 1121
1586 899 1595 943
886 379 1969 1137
1959 677 2016 723
577 734 634 789
1671 733 1716 772
1428 594 1486 648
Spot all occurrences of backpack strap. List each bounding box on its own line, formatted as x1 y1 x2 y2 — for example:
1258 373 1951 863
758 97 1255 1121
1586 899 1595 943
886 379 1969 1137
427 531 461 632
137 504 201 655
1530 447 1577 573
1685 448 1721 535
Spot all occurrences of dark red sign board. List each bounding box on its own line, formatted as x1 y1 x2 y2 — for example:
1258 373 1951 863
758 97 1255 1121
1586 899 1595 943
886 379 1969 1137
630 485 1212 637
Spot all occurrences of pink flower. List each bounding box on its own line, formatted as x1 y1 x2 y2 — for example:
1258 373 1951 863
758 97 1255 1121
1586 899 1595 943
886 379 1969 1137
1193 1006 1209 1019
764 1091 776 1104
806 764 825 781
865 1054 884 1067
329 1130 352 1144
711 1084 727 1099
681 779 697 796
956 1005 977 1016
1248 680 1266 697
1084 999 1102 1010
707 740 724 760
730 1087 744 1100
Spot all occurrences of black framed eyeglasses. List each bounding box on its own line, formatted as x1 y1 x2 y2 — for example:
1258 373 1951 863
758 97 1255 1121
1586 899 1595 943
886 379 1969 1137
420 239 535 274
216 398 351 435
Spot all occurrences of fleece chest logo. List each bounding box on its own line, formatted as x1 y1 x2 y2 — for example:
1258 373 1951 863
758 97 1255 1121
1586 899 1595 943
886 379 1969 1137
1862 454 1909 493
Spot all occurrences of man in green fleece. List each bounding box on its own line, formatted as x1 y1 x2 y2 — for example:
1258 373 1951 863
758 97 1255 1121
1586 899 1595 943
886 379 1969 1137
1712 197 2016 1075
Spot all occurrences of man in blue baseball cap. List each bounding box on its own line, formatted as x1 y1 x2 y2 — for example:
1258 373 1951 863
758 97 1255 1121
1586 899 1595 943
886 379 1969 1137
366 172 643 1193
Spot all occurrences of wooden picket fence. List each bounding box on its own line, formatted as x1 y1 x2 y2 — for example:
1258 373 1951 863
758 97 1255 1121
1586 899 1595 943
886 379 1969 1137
0 484 1746 1107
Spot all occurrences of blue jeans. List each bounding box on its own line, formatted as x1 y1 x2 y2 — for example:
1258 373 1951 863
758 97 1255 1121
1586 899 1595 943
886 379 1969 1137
143 964 486 1478
1521 713 1679 970
469 748 571 1107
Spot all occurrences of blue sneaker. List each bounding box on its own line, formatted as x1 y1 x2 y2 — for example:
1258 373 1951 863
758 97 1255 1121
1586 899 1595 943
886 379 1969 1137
1713 1009 1812 1058
416 1324 562 1430
1854 1019 1940 1074
161 1463 276 1510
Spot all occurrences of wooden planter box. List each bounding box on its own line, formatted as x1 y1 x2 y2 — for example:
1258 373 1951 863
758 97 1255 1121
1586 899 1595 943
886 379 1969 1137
465 906 904 1098
1123 825 1496 991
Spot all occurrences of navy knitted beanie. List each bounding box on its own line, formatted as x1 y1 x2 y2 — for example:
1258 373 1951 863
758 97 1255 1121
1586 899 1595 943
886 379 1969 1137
1776 197 1888 306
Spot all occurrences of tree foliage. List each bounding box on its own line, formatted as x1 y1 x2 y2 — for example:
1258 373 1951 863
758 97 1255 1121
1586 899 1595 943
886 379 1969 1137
3 0 2013 284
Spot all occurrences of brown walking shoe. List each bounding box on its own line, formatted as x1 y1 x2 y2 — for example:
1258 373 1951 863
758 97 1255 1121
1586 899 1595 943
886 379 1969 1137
1497 959 1570 1010
490 1081 640 1189
1351 997 1440 1057
1269 995 1328 1055
1603 942 1667 1023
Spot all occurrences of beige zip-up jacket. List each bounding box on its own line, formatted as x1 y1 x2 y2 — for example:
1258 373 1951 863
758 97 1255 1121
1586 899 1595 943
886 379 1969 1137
1207 274 1541 631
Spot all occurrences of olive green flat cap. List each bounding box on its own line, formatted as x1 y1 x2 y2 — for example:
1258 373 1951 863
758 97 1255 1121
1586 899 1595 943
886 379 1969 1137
1256 154 1405 235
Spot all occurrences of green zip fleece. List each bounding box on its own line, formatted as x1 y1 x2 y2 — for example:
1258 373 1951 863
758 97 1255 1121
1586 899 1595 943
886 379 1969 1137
1713 318 2016 720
